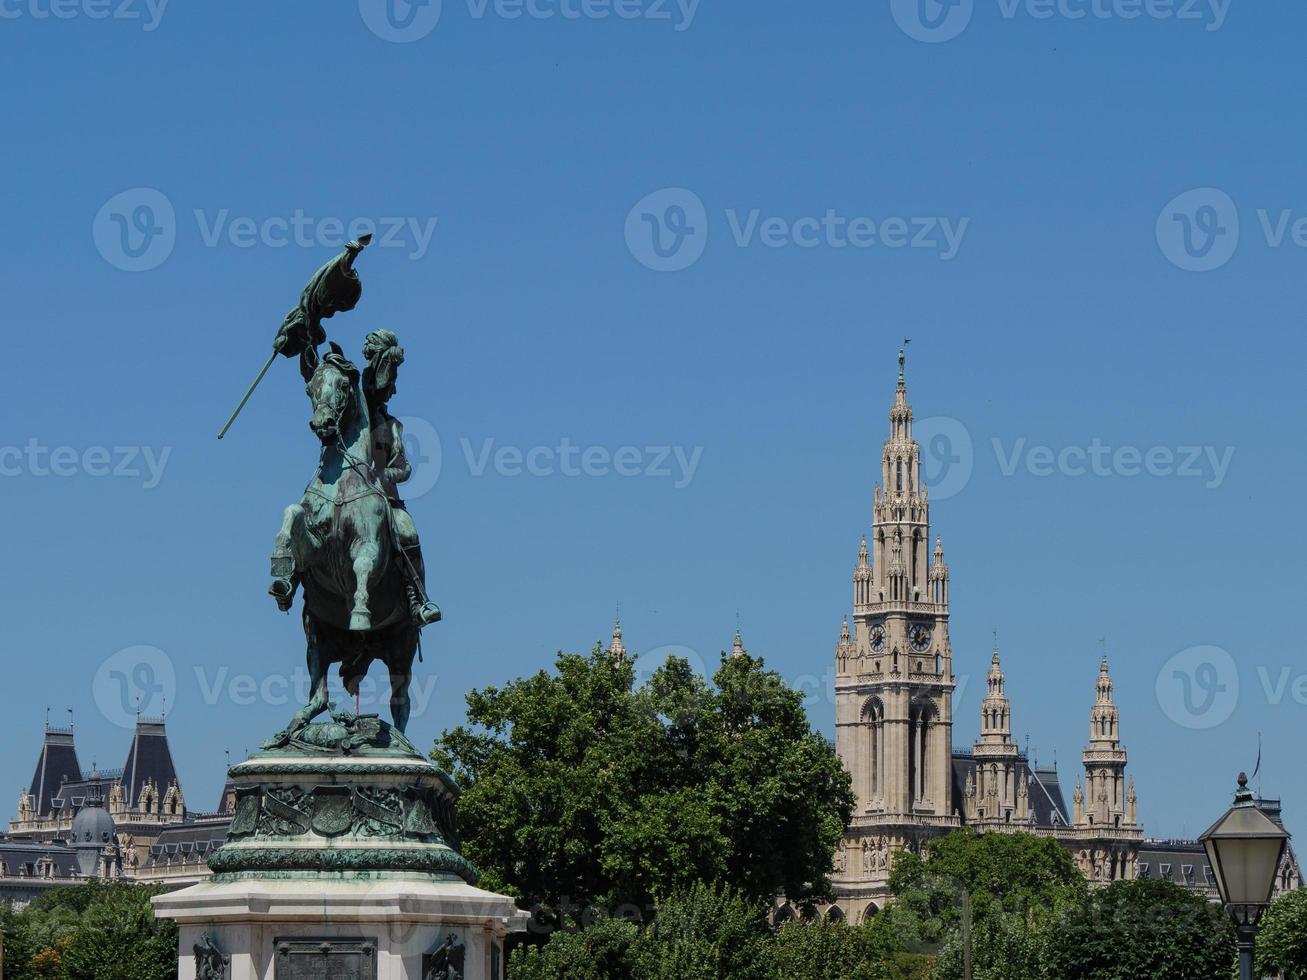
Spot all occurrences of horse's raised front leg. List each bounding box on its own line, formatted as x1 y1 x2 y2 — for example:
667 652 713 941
349 538 380 632
270 502 305 612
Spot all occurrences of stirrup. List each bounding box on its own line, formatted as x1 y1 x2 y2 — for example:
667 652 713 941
269 578 296 612
412 601 442 627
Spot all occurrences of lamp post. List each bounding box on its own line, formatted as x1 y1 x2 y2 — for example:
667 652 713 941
1199 772 1290 980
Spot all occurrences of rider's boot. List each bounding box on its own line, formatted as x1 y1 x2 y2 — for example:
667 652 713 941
270 552 298 612
403 546 442 627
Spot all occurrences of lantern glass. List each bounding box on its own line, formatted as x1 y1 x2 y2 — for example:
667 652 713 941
1199 775 1290 916
1204 835 1282 908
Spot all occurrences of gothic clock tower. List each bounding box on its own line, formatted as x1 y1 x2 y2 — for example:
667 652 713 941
833 348 959 912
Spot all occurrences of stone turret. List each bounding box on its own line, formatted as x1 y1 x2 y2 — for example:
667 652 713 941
1078 657 1132 830
835 617 854 674
1066 653 1142 883
608 617 628 663
928 536 949 606
731 628 747 659
970 639 1029 827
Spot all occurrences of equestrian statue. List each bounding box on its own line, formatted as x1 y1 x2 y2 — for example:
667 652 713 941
218 237 440 738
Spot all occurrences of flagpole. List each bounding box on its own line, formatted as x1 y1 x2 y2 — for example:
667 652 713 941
217 351 278 440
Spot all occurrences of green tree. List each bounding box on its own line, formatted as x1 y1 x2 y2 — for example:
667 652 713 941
0 882 177 980
1257 888 1307 979
630 884 772 980
508 886 771 980
510 886 930 980
1040 878 1235 979
60 882 177 980
434 646 853 925
770 915 931 980
888 829 1084 920
508 917 642 980
885 830 1083 980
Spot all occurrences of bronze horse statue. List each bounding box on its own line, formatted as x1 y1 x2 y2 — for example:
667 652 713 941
269 344 421 734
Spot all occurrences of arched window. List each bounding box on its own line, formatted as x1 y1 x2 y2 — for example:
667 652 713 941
909 700 937 807
864 698 886 805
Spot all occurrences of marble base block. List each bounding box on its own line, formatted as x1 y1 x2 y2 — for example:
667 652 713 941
154 875 528 980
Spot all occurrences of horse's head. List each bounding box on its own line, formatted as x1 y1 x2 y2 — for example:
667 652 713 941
306 346 361 444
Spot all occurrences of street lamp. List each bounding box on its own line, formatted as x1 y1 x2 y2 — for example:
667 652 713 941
1200 772 1290 980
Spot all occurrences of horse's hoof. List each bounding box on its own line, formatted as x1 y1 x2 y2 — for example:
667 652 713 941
350 612 372 632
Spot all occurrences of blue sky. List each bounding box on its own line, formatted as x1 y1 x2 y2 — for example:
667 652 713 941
1 0 1303 838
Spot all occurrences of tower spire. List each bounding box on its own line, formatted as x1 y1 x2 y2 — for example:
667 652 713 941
1078 653 1136 834
971 629 1025 825
836 344 956 837
978 636 1011 743
609 611 627 663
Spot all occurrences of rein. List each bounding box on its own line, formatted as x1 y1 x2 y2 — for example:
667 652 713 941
305 399 389 508
302 381 430 660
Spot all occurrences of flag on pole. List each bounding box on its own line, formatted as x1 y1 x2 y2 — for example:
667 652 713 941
274 234 373 379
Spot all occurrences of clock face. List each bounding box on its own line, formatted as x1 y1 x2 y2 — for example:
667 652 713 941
909 624 932 651
870 625 887 652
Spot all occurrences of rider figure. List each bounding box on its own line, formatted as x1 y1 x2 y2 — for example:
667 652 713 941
362 330 442 629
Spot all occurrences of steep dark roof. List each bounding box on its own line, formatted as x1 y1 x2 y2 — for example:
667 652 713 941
1030 766 1071 827
120 719 178 806
1138 840 1213 889
50 776 117 818
0 841 80 879
143 816 230 869
951 751 1070 829
26 729 82 817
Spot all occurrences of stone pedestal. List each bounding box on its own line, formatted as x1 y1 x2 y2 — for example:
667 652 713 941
156 876 524 980
154 712 525 980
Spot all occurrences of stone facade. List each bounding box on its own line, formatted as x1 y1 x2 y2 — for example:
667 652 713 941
829 352 1146 921
0 718 230 901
